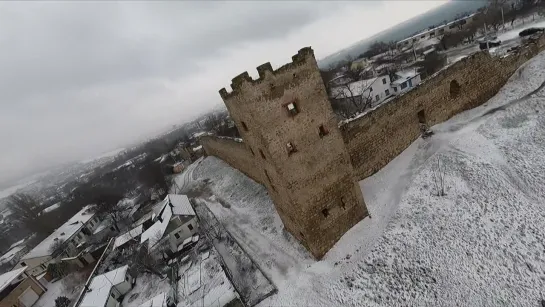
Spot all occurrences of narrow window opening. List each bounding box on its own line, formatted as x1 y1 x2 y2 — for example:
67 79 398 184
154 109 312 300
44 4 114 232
385 89 390 96
417 110 426 124
174 233 180 239
259 149 266 160
286 142 297 155
382 78 387 84
318 125 329 138
450 79 461 98
393 86 398 92
188 224 194 231
322 208 329 218
241 121 248 131
375 95 380 102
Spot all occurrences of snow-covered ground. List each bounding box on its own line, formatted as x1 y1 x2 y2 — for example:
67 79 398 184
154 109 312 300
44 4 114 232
122 273 171 307
177 247 240 307
178 48 545 307
34 272 88 307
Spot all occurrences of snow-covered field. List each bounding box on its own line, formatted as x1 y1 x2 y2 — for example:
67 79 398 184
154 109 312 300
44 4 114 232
180 50 545 306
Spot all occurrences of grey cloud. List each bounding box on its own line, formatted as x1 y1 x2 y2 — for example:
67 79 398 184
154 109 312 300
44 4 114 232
0 1 390 185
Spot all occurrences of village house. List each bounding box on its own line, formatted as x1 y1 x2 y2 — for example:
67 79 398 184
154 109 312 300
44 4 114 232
14 206 101 277
79 265 134 307
140 194 199 254
0 266 47 307
0 239 28 267
396 13 477 50
330 67 422 109
113 225 144 251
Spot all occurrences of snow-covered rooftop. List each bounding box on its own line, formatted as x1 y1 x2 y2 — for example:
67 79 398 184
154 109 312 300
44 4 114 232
0 266 27 293
168 194 196 216
22 205 96 260
8 238 26 249
0 245 25 264
41 202 61 214
80 265 129 307
192 145 203 152
393 68 420 84
92 218 111 235
140 202 173 249
114 225 143 250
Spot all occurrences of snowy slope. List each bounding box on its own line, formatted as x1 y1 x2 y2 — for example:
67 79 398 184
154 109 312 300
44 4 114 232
180 50 545 306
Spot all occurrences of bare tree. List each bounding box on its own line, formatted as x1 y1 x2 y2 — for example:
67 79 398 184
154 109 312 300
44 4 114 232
433 158 446 196
138 162 168 196
129 244 165 278
89 187 127 232
49 239 66 258
6 193 54 234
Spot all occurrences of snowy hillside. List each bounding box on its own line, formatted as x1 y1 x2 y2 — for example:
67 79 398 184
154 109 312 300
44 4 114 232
180 50 545 306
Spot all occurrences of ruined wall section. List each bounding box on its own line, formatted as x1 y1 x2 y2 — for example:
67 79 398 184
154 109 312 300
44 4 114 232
342 36 545 180
199 136 265 185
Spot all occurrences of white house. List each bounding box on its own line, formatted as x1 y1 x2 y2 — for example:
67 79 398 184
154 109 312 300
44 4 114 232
391 68 422 94
15 206 101 277
140 194 199 254
330 68 422 110
80 265 134 307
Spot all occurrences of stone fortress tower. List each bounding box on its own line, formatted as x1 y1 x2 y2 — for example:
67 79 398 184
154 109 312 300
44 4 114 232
218 47 369 258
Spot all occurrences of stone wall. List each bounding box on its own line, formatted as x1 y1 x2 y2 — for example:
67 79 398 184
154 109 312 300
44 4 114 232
198 35 545 258
200 136 265 185
342 36 545 180
214 48 368 259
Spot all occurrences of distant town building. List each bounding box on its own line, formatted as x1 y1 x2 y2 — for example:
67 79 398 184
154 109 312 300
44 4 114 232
396 13 477 50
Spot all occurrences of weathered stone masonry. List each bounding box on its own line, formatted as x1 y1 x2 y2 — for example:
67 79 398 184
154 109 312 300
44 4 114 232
200 35 545 258
343 35 545 180
203 48 368 259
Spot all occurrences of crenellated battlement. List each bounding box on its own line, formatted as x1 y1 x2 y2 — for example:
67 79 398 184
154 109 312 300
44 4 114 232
219 47 315 100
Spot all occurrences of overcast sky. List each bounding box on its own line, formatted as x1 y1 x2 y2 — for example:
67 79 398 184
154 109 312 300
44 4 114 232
0 0 445 185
